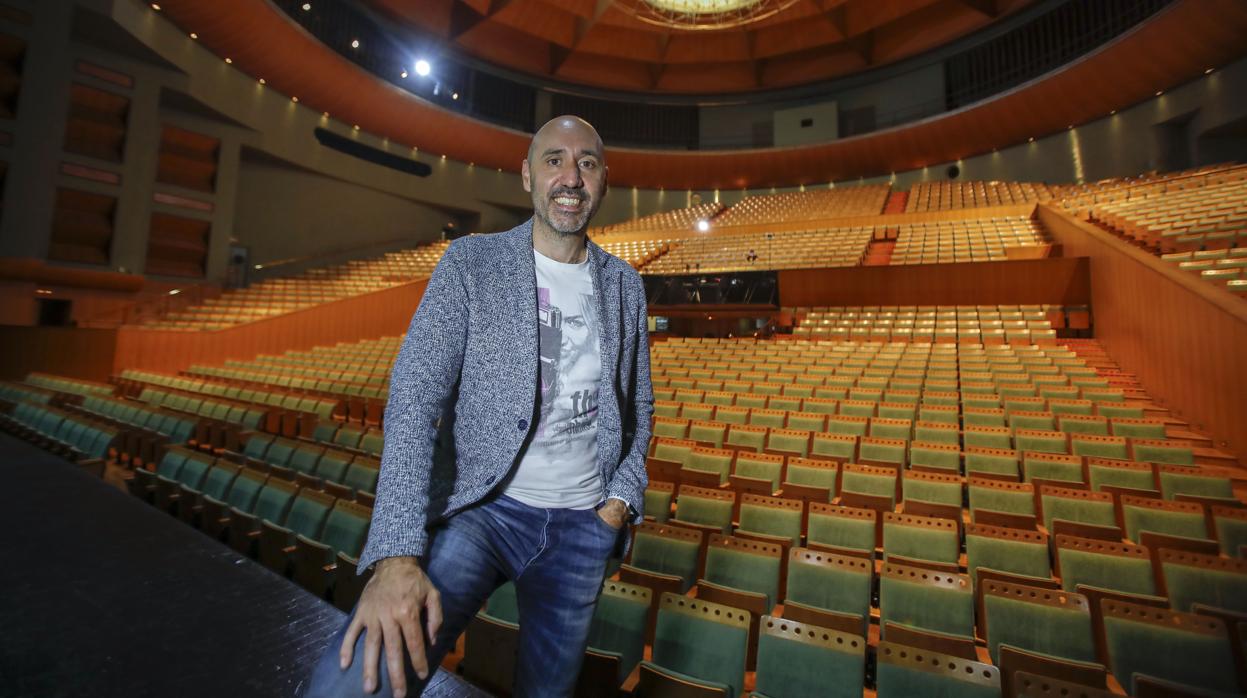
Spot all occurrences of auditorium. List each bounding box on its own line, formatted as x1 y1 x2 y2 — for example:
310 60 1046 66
3 0 1247 696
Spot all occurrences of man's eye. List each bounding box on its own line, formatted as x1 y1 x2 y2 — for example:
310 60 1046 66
547 158 560 167
580 160 596 169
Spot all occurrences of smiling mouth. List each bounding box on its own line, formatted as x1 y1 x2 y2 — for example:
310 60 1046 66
553 196 583 207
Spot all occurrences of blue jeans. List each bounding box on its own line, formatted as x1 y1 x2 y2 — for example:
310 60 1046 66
302 495 620 697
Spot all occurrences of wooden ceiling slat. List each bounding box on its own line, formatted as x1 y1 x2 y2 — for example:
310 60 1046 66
157 0 1247 189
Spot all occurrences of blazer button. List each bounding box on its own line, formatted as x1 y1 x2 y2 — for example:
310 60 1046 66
517 418 528 431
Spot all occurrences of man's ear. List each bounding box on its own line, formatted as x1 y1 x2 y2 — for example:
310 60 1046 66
521 159 532 192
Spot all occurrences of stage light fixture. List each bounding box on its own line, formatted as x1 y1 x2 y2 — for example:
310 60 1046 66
697 220 710 232
351 39 360 49
302 3 311 9
452 92 459 100
258 78 266 84
1205 67 1214 74
1155 90 1163 96
291 96 298 102
151 3 161 10
189 32 198 39
415 60 431 77
224 57 232 64
401 70 408 78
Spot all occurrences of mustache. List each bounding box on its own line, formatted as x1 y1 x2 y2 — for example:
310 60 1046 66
550 188 586 200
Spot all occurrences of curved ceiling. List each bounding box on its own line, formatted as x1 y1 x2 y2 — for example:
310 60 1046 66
363 0 1036 93
153 0 1247 189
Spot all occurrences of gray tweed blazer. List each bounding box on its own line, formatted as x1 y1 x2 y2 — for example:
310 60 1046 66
357 218 653 572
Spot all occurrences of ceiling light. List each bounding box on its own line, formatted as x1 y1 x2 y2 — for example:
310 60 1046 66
1155 90 1163 96
168 289 181 296
452 92 459 100
415 59 431 77
302 2 311 9
291 96 298 102
1205 67 1214 74
350 39 360 49
189 32 198 39
1067 124 1073 129
1028 137 1035 143
697 220 710 232
151 3 161 10
353 124 360 130
224 57 232 64
400 70 408 78
258 78 265 84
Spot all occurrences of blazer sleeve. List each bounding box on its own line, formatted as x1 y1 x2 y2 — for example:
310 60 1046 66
357 241 469 572
605 274 653 524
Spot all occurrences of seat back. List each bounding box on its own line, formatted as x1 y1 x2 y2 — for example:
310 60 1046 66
807 502 876 554
738 493 801 543
200 462 242 499
879 561 974 640
901 470 962 507
875 641 1000 698
968 477 1035 518
728 453 778 491
1130 439 1194 466
1157 466 1233 501
1159 550 1247 615
651 594 749 698
283 488 335 539
754 616 866 698
287 445 325 476
785 548 872 637
1212 505 1247 557
686 446 735 485
253 477 298 522
628 522 702 590
224 467 268 511
674 485 734 532
320 499 372 558
965 523 1050 581
1040 485 1115 532
1023 452 1083 484
703 534 782 610
1120 495 1208 543
1055 534 1155 595
643 481 674 523
176 453 214 489
1102 600 1238 694
586 580 650 683
982 579 1096 664
882 513 960 565
343 457 380 493
964 446 1020 478
264 437 299 467
1087 458 1155 493
312 449 352 484
783 457 837 494
154 448 189 480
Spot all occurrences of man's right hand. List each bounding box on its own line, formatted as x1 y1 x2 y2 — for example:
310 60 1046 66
339 556 443 698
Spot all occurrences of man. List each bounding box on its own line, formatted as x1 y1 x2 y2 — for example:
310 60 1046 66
304 115 652 698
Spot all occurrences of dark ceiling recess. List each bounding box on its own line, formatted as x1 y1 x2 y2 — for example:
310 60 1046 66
313 127 432 177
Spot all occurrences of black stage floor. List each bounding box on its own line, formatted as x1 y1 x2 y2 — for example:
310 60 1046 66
0 433 486 698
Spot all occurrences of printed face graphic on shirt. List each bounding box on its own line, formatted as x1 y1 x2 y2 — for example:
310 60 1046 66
536 286 599 441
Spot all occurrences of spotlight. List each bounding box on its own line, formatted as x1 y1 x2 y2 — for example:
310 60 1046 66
224 57 232 64
291 96 298 102
452 92 459 100
258 77 265 84
351 39 360 49
415 59 431 77
189 32 198 39
697 220 710 232
1155 90 1163 96
151 3 161 10
1205 67 1214 74
1110 110 1116 115
1028 137 1035 143
301 2 311 9
400 69 408 78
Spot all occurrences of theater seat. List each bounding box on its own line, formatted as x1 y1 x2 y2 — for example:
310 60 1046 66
640 594 749 698
752 616 866 698
875 642 1000 698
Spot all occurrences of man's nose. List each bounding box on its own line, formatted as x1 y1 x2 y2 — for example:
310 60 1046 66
556 161 583 188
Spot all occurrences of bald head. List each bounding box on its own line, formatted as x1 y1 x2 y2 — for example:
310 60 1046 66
527 115 604 167
522 115 608 239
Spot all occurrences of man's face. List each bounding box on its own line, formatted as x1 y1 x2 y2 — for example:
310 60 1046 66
522 119 607 237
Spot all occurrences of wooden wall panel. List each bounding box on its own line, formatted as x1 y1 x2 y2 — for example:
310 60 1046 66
0 326 117 382
113 279 429 375
777 256 1090 308
1038 204 1247 465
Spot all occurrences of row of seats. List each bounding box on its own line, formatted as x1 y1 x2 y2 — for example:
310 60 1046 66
0 401 119 470
889 216 1051 265
639 225 874 275
904 180 1059 212
127 444 372 610
591 201 724 236
711 185 890 227
139 240 449 330
1160 246 1247 297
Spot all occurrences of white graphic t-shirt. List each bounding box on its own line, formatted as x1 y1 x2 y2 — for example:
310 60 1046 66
503 248 602 509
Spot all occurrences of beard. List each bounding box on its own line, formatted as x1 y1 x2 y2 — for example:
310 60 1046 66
534 187 596 236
